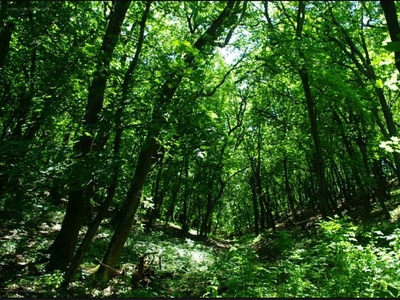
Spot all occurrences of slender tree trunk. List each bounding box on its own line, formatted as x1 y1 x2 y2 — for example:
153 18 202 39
95 1 244 281
200 193 214 237
328 3 400 183
181 155 191 234
263 187 276 232
212 204 223 235
298 68 332 217
163 164 183 228
259 193 266 231
380 0 400 74
283 156 299 222
46 1 131 272
146 155 170 231
97 136 159 281
372 159 391 220
249 165 260 236
296 2 332 218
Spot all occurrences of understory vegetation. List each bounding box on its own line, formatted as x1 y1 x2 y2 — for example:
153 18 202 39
1 196 400 298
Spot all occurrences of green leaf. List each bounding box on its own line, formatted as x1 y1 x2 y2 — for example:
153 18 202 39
383 41 400 52
388 285 399 297
375 79 384 89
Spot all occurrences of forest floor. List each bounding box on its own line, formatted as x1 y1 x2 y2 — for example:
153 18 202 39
1 192 400 298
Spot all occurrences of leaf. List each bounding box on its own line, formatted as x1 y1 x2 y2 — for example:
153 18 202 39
375 79 384 89
383 41 400 52
197 151 206 159
388 285 399 297
209 111 218 119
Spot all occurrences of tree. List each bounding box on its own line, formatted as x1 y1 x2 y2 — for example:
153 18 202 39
47 0 131 272
380 0 400 74
96 1 246 281
62 1 152 286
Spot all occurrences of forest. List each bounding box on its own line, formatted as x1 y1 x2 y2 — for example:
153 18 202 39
1 0 400 298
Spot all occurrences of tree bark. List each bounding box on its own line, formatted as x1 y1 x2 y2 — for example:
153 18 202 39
283 155 299 222
380 0 400 74
294 2 333 218
372 159 391 220
249 170 260 236
62 2 151 284
97 136 159 281
263 186 276 232
46 1 131 272
146 153 167 231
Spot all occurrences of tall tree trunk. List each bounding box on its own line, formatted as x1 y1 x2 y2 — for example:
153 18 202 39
298 70 332 217
283 155 299 221
181 155 191 234
97 136 159 281
95 1 244 281
328 3 400 183
146 154 168 231
163 164 183 228
62 2 151 283
296 2 332 218
372 159 391 220
263 187 276 232
200 192 215 237
259 193 266 231
46 1 131 272
249 159 260 236
251 184 260 236
380 0 400 74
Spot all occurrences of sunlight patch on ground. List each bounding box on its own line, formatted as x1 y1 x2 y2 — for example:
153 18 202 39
162 241 214 272
390 205 400 223
126 231 215 274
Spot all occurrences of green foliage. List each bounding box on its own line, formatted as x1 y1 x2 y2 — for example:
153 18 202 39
270 217 400 297
383 41 400 52
202 276 219 298
2 0 400 298
3 202 400 298
380 136 400 153
188 215 400 298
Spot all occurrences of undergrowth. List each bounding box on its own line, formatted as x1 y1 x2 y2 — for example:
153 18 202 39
1 204 400 298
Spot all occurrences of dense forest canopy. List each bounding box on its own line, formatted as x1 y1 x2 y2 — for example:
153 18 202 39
1 0 400 297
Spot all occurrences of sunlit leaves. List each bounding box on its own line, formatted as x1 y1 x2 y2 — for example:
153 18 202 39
380 136 400 153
